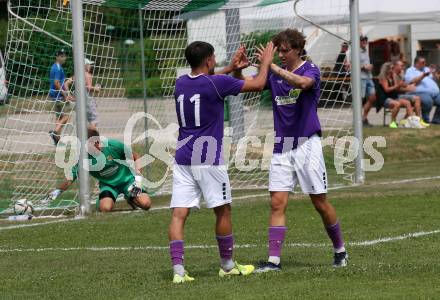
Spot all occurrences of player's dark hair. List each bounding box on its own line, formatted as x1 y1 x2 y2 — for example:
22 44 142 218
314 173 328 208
272 28 306 56
56 49 67 56
414 55 425 65
185 41 214 69
87 128 99 139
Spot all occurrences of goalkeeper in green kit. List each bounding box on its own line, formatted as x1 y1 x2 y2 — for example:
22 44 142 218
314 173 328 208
47 129 152 212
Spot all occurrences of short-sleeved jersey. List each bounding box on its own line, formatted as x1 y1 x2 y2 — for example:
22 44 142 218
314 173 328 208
49 63 66 99
71 138 135 187
174 74 244 165
266 60 322 153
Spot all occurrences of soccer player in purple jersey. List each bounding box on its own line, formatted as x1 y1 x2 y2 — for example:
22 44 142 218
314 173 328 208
236 29 348 271
168 41 276 283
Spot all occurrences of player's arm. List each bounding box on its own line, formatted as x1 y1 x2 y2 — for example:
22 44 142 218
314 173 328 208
45 163 78 202
216 45 250 76
45 179 74 203
132 151 142 175
270 63 315 90
240 42 276 92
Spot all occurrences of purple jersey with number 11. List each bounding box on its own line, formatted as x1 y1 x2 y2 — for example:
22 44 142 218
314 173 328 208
174 74 244 165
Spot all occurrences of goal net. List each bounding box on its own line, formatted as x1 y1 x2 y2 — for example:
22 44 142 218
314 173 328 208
1 0 352 217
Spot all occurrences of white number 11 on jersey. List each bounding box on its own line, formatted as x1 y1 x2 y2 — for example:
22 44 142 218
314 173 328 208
177 94 200 127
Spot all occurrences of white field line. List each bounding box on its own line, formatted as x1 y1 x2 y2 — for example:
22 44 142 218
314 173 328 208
1 175 439 231
0 219 75 231
0 229 438 253
376 176 440 185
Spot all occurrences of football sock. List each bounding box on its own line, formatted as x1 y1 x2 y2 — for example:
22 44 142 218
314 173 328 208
268 256 281 265
170 240 185 276
173 264 185 277
325 221 345 253
268 226 287 265
216 234 234 271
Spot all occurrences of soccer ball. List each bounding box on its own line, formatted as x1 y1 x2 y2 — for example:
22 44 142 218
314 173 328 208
14 199 34 215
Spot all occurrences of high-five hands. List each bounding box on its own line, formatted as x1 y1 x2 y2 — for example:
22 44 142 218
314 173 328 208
254 42 277 68
230 45 251 71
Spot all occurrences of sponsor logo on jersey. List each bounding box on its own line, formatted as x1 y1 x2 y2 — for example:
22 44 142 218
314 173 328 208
100 165 119 177
275 88 301 105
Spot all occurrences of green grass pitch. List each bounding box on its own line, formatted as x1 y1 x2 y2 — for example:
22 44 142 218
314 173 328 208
0 128 439 299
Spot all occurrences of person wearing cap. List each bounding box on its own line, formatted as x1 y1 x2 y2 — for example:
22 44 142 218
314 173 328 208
84 58 100 130
49 49 74 145
63 58 101 130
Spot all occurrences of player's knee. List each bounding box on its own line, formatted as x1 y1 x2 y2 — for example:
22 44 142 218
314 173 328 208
99 202 113 213
172 208 190 220
99 192 115 213
214 204 231 217
136 194 151 210
270 194 287 213
311 195 329 214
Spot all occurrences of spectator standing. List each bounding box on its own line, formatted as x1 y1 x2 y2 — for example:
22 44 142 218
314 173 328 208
48 49 73 145
333 42 349 77
63 58 101 131
358 36 377 127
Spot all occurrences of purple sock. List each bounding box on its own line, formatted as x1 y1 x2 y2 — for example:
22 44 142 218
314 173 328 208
216 234 234 260
325 221 345 251
268 226 287 257
169 240 184 266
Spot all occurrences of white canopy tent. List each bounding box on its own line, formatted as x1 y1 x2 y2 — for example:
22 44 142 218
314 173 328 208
240 0 440 24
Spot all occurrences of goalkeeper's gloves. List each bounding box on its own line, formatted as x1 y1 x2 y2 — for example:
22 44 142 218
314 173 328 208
127 176 143 199
46 189 63 202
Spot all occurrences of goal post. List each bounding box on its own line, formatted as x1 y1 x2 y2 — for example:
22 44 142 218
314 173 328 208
71 0 91 216
2 0 361 218
349 0 365 184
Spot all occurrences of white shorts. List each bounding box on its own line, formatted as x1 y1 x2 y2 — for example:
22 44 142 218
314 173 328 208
170 164 232 209
269 134 328 194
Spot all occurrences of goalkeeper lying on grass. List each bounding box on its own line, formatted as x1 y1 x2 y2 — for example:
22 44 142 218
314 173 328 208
47 128 152 212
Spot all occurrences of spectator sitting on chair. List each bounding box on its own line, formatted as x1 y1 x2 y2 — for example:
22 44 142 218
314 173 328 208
391 60 427 127
404 56 440 124
377 62 414 128
429 64 440 86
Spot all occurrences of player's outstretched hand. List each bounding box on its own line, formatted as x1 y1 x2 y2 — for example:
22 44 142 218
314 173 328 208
94 83 101 93
229 45 250 71
42 189 63 204
128 175 144 198
254 42 277 68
